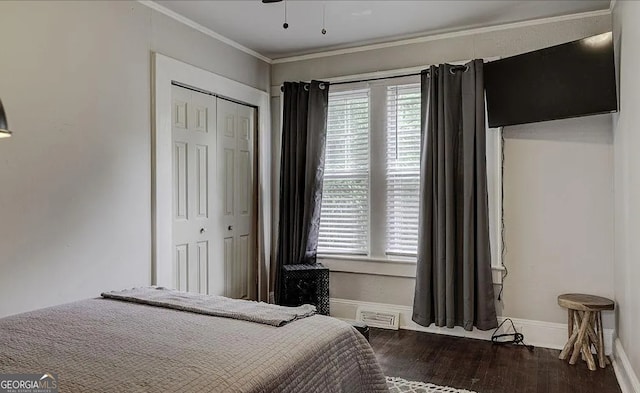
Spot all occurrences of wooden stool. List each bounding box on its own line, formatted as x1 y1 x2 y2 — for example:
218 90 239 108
557 294 614 371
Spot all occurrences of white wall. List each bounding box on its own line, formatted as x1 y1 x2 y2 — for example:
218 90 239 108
612 0 640 387
271 13 616 329
501 114 614 326
0 1 270 318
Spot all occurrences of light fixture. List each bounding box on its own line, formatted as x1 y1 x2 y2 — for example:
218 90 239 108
321 3 326 35
0 99 12 139
262 0 328 35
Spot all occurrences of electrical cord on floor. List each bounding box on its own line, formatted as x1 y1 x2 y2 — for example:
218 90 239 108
491 318 534 352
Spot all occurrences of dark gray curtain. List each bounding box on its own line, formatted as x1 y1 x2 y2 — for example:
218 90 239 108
412 60 498 331
274 80 329 304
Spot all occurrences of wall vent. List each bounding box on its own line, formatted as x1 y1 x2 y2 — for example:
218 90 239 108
356 307 400 330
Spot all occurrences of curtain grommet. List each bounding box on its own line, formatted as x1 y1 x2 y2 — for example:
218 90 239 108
449 65 470 75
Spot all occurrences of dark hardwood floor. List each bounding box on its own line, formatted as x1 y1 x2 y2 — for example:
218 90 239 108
369 328 621 393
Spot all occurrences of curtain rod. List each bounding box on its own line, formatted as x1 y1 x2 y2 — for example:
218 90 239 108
279 64 469 91
330 71 422 86
279 71 421 91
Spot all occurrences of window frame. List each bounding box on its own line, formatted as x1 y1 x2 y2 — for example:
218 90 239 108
318 77 423 261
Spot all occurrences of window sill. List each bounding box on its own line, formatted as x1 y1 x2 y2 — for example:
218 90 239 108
317 254 416 264
318 254 505 283
318 255 417 278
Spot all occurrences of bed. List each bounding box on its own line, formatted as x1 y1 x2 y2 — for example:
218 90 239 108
0 289 389 392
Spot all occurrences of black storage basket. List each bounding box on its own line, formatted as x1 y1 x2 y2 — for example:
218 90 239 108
282 263 330 316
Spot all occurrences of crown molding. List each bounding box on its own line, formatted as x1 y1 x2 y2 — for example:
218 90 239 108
272 8 611 64
137 1 273 64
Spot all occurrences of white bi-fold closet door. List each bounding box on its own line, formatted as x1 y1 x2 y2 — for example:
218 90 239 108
171 85 256 300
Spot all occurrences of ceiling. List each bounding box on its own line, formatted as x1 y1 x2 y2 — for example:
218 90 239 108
156 0 610 60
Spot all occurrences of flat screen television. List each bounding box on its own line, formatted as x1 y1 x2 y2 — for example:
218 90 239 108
484 32 617 128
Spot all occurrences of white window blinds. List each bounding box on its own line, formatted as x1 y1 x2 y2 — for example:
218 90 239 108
385 83 421 256
318 89 370 255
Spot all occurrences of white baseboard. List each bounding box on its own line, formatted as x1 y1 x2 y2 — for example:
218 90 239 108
330 298 614 355
612 339 640 393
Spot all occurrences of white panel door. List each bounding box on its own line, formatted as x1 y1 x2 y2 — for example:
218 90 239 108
171 86 217 294
216 98 256 299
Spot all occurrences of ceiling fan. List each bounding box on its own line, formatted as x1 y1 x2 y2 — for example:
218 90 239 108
261 0 282 3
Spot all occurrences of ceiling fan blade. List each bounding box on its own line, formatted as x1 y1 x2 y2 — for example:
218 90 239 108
262 0 283 3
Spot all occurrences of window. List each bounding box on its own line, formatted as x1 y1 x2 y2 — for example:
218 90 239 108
318 89 370 254
385 84 421 256
318 79 422 258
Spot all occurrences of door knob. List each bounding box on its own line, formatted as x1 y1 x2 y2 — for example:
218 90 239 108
228 225 233 231
200 228 207 234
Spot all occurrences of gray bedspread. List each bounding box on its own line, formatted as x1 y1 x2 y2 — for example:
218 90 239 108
0 298 389 393
102 287 316 327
